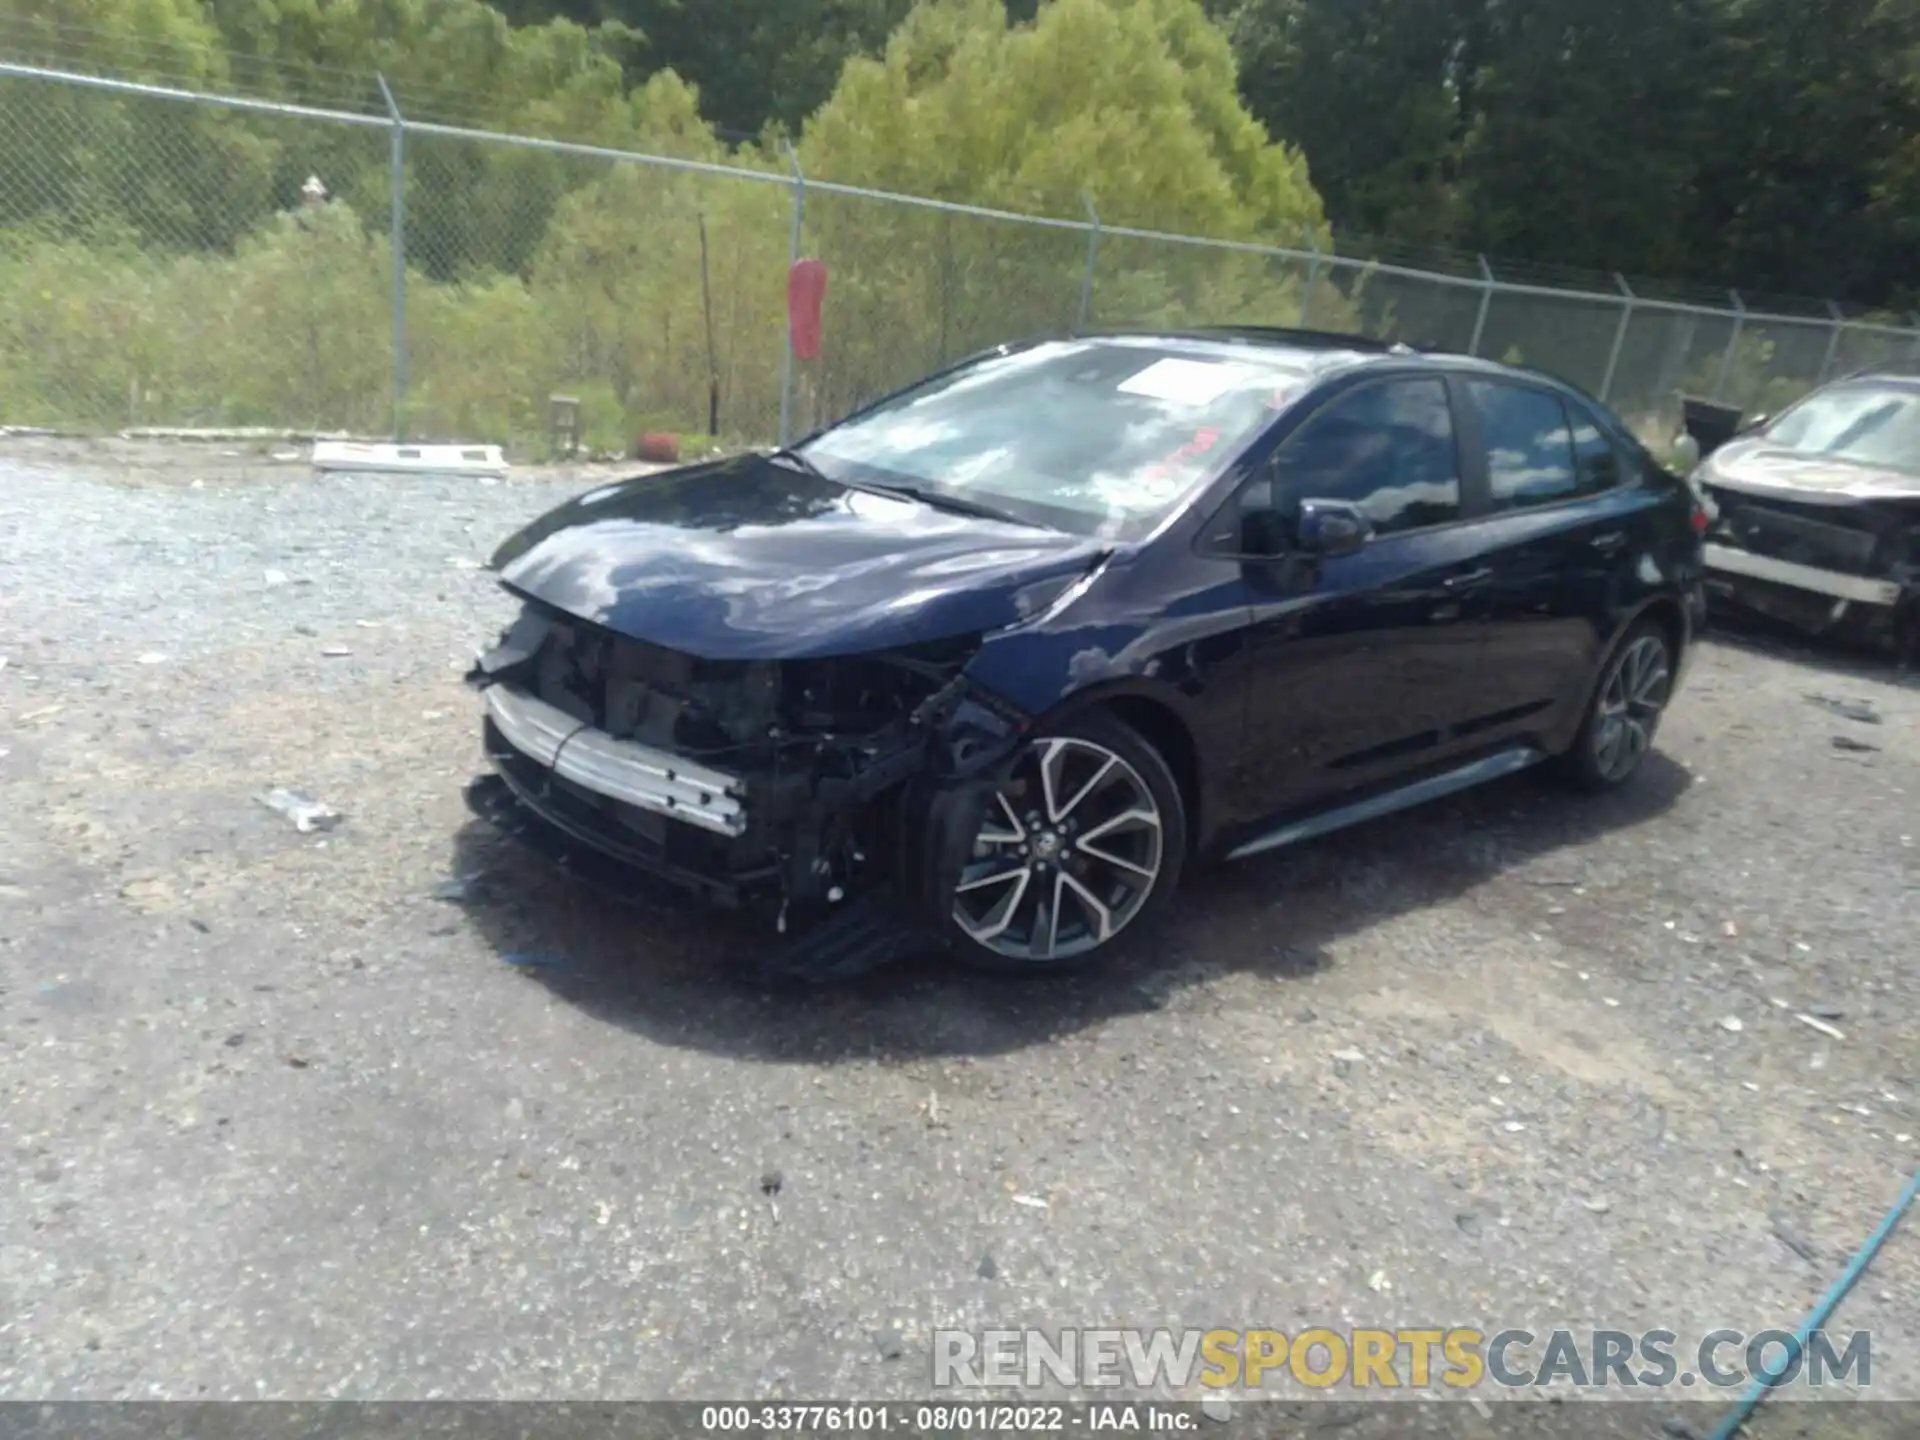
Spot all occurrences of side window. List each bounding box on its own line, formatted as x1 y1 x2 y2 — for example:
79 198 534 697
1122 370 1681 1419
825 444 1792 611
1470 380 1579 510
1273 377 1461 535
1568 400 1626 493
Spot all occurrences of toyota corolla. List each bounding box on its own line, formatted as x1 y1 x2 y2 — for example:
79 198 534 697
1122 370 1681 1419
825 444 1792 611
465 329 1707 975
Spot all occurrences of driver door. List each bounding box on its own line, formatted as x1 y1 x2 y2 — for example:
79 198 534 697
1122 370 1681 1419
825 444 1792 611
1227 374 1504 819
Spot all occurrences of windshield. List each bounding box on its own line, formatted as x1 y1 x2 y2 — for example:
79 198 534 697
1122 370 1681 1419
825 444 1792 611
1762 380 1920 472
798 339 1313 539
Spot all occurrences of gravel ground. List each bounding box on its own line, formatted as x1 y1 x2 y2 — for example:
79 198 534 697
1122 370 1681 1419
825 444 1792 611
1 436 1916 1415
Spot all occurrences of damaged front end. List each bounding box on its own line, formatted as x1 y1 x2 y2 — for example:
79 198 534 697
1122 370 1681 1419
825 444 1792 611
465 602 1029 968
1687 398 1920 661
1697 484 1920 659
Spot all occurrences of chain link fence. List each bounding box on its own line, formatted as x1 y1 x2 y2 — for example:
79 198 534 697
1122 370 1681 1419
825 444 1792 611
0 69 397 434
5 58 1919 457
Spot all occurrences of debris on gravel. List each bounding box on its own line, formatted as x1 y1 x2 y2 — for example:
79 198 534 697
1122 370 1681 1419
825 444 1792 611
1805 692 1882 724
258 787 342 833
1770 1212 1821 1266
431 871 488 903
1796 1012 1847 1041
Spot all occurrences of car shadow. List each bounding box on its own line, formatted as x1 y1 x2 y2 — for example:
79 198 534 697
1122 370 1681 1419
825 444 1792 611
1703 613 1918 693
443 750 1694 1065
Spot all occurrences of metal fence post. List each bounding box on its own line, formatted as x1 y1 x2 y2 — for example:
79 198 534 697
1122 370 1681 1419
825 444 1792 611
1300 231 1322 327
778 143 805 448
1468 255 1494 357
1599 274 1635 404
1816 301 1846 385
1713 290 1746 401
1075 192 1100 336
375 73 407 441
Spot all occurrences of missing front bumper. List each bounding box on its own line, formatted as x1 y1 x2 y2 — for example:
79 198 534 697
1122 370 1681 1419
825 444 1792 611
465 770 737 908
464 609 1034 973
479 723 772 904
466 770 945 980
473 677 948 913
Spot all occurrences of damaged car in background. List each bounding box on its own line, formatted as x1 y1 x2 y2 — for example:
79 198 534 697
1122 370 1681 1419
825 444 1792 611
1685 366 1920 661
466 330 1706 978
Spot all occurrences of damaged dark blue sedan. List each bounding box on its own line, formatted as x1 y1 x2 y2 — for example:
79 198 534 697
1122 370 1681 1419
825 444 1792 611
466 329 1708 974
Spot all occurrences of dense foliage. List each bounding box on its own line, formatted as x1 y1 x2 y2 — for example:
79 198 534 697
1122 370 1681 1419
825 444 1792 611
1217 0 1920 308
490 0 1920 309
1 0 1915 449
0 0 1338 446
10 0 1915 301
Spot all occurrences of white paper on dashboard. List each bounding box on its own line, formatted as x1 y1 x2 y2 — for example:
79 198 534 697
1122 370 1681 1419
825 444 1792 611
1117 357 1266 406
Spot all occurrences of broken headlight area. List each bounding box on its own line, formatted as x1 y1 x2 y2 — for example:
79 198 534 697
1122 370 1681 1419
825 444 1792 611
466 603 1029 921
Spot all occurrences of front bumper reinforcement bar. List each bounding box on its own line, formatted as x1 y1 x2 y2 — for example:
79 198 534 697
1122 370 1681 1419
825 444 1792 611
484 684 748 837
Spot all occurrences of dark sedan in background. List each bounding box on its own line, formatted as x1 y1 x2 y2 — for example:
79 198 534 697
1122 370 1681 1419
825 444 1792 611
466 330 1708 975
1689 364 1920 662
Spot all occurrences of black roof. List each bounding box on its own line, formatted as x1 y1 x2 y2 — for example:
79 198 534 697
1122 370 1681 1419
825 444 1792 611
1060 325 1624 407
1148 324 1590 386
1166 325 1416 354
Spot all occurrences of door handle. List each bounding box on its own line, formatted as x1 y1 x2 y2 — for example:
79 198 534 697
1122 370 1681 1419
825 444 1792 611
1442 566 1494 591
1590 530 1627 554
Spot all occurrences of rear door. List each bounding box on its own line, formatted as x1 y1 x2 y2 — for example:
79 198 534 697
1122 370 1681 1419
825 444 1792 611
1450 379 1647 741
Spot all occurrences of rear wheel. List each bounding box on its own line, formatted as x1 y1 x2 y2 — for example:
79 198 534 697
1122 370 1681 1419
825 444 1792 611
944 713 1186 972
1562 621 1673 791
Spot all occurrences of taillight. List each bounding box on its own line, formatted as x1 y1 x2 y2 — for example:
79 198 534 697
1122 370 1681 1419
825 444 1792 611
1690 501 1710 535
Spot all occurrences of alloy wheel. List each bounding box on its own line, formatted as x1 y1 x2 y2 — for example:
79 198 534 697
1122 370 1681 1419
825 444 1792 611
1591 634 1671 782
951 735 1165 962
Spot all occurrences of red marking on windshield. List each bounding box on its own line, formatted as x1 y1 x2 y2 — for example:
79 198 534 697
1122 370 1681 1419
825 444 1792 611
1147 426 1224 479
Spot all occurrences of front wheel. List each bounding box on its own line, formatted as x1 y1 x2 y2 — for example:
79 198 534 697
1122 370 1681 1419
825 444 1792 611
1562 621 1674 791
943 713 1187 972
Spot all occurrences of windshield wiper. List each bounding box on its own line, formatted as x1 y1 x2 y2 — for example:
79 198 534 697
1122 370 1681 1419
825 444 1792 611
768 447 829 480
773 448 1037 527
841 477 1036 527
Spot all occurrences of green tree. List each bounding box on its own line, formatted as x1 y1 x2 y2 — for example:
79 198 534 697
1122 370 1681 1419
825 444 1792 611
1215 0 1473 248
1456 0 1725 276
1219 0 1920 307
0 0 232 82
201 0 641 121
481 70 791 442
793 0 1334 416
1688 0 1920 306
515 0 912 137
804 0 1325 238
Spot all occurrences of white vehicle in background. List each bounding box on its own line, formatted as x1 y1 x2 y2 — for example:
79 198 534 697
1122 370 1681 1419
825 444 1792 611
1680 370 1920 661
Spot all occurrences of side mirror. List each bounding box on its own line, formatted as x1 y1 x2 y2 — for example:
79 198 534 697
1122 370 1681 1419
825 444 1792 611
1741 412 1770 434
1296 497 1372 558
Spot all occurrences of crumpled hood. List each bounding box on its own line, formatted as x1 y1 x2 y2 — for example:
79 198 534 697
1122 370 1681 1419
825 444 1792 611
489 453 1108 660
1701 438 1920 505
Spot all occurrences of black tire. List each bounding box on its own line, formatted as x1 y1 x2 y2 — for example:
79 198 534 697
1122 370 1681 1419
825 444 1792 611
1559 619 1675 792
941 710 1188 974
